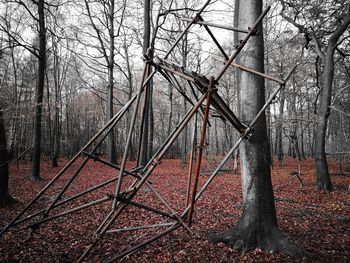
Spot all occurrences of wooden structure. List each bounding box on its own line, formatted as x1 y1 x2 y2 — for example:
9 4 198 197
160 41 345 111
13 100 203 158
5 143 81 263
0 1 296 261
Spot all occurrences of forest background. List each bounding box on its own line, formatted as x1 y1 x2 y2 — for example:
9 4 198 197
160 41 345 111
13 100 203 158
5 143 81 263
0 0 349 181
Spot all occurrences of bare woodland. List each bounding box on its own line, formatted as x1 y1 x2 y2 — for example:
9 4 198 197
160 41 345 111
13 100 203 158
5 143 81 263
0 0 349 262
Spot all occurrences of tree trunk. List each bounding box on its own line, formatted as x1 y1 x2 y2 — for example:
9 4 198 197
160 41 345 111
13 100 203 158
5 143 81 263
306 88 314 156
299 105 306 159
107 0 117 164
314 47 335 190
139 0 153 166
45 68 56 167
314 6 350 190
167 82 173 137
147 87 154 160
209 1 301 256
123 42 135 161
31 0 46 181
181 98 188 163
0 110 16 207
276 88 285 165
139 77 151 165
214 118 220 155
181 31 189 163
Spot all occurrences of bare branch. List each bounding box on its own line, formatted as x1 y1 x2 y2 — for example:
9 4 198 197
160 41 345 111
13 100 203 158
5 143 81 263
279 0 325 60
83 0 109 64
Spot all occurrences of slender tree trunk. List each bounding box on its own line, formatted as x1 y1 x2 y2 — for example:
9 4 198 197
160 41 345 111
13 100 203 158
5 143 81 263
50 37 60 167
45 69 56 167
167 82 174 157
9 44 19 159
139 0 153 166
147 87 154 159
299 103 306 159
0 110 16 207
232 0 241 174
139 77 150 165
52 75 61 166
181 32 189 163
181 98 188 163
209 1 301 256
306 88 314 156
167 82 173 137
123 42 135 160
31 0 46 181
276 50 285 164
214 118 220 155
107 0 117 164
276 88 285 164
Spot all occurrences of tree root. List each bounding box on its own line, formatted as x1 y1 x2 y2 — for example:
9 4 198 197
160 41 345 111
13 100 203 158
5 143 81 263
30 176 43 182
208 225 303 257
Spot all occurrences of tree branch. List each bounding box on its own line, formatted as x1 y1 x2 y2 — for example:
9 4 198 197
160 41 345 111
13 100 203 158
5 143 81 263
279 0 325 60
83 0 109 65
328 2 350 49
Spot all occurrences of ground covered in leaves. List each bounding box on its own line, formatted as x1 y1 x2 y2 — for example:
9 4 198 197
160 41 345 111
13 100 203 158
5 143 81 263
0 157 349 262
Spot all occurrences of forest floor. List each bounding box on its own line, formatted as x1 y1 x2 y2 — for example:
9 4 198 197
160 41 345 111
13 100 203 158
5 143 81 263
0 157 349 262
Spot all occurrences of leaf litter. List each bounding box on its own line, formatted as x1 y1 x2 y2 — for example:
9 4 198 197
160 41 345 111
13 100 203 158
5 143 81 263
0 157 349 262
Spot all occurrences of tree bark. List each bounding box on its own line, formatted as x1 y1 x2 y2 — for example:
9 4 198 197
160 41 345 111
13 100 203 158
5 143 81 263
209 1 301 256
139 0 153 166
276 88 285 164
107 0 117 164
0 110 16 207
31 0 46 181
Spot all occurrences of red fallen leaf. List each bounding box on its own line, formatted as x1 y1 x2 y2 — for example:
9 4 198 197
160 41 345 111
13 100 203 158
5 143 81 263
1 157 349 262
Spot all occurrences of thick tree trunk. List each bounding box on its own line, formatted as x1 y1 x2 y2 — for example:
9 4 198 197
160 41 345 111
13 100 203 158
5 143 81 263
0 110 16 207
314 48 334 190
31 0 46 181
209 1 301 256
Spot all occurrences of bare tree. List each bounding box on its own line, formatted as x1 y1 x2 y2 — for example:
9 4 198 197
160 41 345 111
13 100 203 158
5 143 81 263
280 0 350 190
209 1 301 256
29 0 46 180
0 0 52 180
80 0 127 164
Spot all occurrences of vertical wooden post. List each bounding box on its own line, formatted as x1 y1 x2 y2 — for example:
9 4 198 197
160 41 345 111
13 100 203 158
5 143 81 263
187 77 213 224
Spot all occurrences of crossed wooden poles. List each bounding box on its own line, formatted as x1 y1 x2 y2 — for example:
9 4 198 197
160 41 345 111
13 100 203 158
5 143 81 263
0 1 296 261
